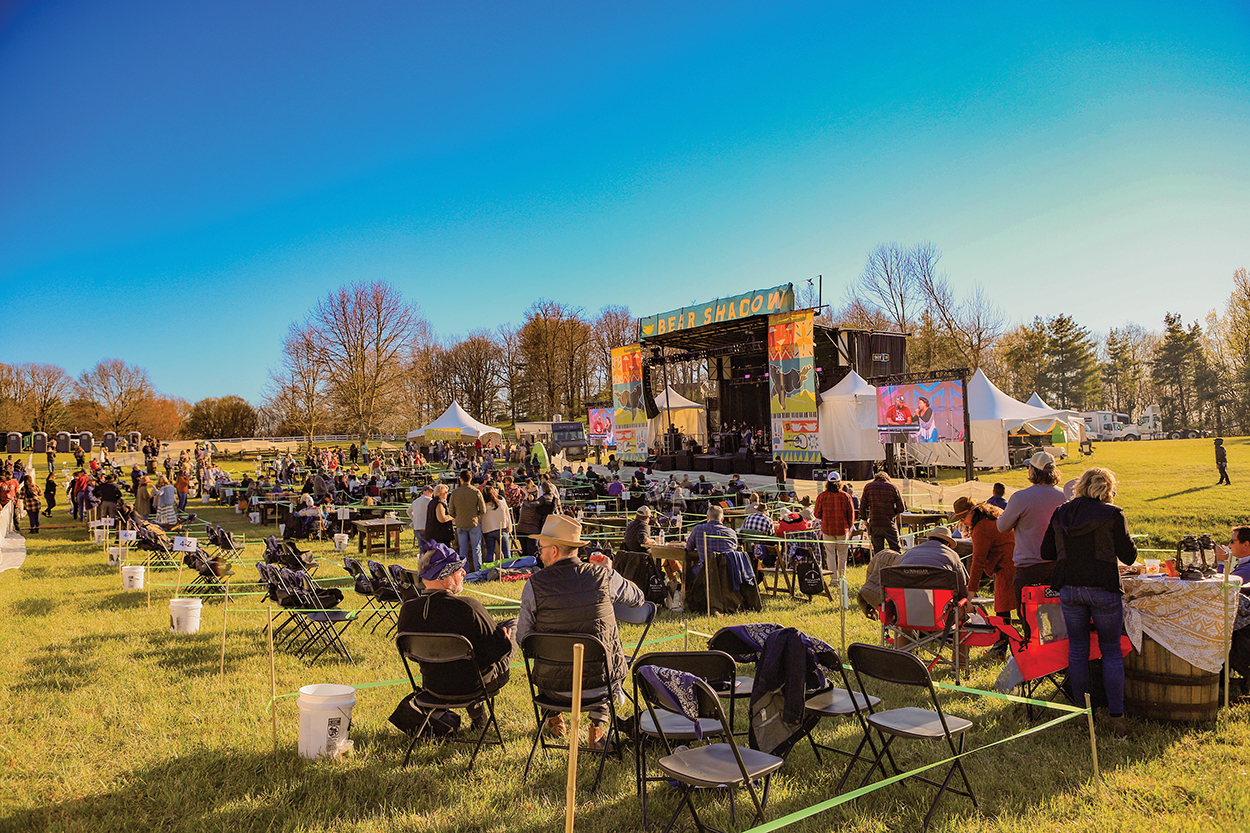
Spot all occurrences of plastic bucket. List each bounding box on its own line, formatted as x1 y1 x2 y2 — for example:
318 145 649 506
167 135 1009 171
202 495 211 504
333 533 348 552
249 511 261 524
107 546 123 566
169 598 203 634
297 684 356 758
278 524 285 537
93 529 107 545
121 565 145 590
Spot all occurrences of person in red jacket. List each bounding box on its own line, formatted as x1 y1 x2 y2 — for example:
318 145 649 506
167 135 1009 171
815 473 856 578
951 495 1015 657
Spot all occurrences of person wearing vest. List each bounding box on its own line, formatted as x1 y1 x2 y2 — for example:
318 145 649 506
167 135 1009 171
1040 466 1136 738
515 514 644 749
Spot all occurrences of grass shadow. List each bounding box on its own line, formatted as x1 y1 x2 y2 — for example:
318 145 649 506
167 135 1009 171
91 591 155 611
1146 485 1216 502
9 596 59 617
13 641 102 694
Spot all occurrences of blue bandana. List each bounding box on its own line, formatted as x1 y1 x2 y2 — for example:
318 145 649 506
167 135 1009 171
420 542 465 582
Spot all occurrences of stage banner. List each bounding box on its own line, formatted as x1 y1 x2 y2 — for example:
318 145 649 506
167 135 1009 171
587 407 614 447
611 343 648 461
638 283 794 339
768 310 820 463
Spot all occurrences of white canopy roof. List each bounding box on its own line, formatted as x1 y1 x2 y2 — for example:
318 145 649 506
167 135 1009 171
1026 392 1052 410
817 371 884 461
648 386 708 444
653 387 703 410
407 401 502 442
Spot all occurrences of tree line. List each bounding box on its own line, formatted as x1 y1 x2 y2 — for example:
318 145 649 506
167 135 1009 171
4 262 1247 441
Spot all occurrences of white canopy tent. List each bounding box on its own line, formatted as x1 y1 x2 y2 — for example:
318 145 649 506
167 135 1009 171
910 369 1083 469
407 401 503 443
817 371 885 462
1026 392 1051 409
647 386 708 446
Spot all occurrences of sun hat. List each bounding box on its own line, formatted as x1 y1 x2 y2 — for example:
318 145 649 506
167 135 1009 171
927 526 958 548
950 496 974 522
1029 450 1055 469
800 507 815 522
636 505 651 517
529 514 587 549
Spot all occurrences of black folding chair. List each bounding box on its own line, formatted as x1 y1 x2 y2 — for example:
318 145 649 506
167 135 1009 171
636 664 785 833
631 650 736 829
847 642 978 832
520 633 619 793
395 632 505 773
615 601 658 667
366 560 402 636
343 557 385 631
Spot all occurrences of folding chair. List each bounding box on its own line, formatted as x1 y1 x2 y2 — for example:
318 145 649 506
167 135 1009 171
182 550 234 598
286 568 356 663
520 633 620 793
395 632 505 773
799 644 885 791
366 560 402 636
615 601 657 667
990 584 1131 719
342 556 385 631
707 623 784 736
878 565 996 684
847 642 978 832
216 525 246 564
631 650 736 828
636 664 785 833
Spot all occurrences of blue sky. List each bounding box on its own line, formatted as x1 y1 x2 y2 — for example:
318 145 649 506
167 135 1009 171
2 0 1248 404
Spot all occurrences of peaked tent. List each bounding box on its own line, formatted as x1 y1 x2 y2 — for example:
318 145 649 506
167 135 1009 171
817 371 884 462
407 401 503 443
910 369 1082 469
647 386 709 446
1026 392 1051 410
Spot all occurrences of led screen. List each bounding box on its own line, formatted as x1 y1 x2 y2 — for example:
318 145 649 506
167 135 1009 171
876 379 965 443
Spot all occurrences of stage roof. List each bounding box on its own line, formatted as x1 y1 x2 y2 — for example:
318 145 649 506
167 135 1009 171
641 317 767 353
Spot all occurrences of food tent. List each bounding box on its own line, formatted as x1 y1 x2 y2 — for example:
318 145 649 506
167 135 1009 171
407 401 503 443
817 371 885 462
910 369 1082 469
646 387 709 446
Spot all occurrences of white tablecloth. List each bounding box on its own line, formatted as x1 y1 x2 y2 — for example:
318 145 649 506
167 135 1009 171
1121 574 1242 673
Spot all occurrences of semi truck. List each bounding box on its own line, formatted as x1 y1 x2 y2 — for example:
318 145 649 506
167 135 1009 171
515 420 589 460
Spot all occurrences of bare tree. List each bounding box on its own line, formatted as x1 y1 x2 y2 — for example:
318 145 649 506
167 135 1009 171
913 243 1006 371
851 242 919 333
75 359 153 433
591 305 635 399
267 324 329 446
308 281 426 442
495 322 523 425
20 363 73 433
0 363 29 430
443 331 502 421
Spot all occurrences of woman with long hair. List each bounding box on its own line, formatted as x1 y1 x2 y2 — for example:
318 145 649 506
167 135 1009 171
480 484 513 564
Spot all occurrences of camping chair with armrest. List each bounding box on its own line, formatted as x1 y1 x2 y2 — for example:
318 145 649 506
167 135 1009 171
520 632 620 793
847 642 978 832
635 664 785 833
878 564 997 685
395 632 505 774
630 650 736 828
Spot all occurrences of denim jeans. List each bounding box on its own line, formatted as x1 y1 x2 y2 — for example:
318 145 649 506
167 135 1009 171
456 525 483 573
1059 585 1126 715
482 529 511 564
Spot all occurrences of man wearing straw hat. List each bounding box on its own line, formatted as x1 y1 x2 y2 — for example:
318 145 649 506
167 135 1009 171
516 514 644 749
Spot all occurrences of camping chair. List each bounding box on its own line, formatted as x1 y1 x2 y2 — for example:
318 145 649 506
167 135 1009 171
614 601 657 667
631 650 736 828
635 664 785 833
990 584 1132 720
342 556 385 631
847 642 978 832
520 633 620 793
878 564 997 684
366 560 402 636
395 632 505 774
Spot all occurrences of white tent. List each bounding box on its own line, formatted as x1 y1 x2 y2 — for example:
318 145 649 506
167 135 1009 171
817 371 885 462
647 387 708 446
910 370 1082 469
1026 392 1051 409
407 401 503 443
0 503 25 572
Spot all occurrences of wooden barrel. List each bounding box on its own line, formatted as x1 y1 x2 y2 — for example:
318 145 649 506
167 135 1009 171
1123 634 1220 723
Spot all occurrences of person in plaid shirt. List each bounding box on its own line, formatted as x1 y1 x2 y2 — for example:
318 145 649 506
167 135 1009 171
861 471 905 553
503 475 527 509
815 474 855 577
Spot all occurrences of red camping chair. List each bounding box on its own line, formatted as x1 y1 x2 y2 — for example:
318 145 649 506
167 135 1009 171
990 584 1132 719
878 565 997 685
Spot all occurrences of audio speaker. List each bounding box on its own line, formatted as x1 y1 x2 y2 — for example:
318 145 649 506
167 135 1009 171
642 363 660 419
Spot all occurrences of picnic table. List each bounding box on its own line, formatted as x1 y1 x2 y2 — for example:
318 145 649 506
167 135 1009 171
355 517 406 560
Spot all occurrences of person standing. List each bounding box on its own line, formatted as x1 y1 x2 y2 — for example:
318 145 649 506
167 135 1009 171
861 471 906 553
772 455 788 492
997 451 1066 607
480 484 513 565
154 475 178 527
1040 466 1136 737
20 474 41 533
425 484 456 549
1216 438 1231 485
43 471 58 517
408 483 434 551
815 473 856 579
175 470 190 513
448 470 487 573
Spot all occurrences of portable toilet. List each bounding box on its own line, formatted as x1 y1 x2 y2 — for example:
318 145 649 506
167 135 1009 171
103 431 117 452
5 432 19 454
78 431 93 453
32 432 47 454
56 431 70 453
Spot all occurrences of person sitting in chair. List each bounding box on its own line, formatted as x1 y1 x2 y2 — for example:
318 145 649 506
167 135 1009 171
395 543 515 733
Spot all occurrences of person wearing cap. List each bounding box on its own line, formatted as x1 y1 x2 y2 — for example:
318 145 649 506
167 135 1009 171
622 505 656 553
861 471 906 553
997 450 1066 607
408 483 434 551
516 514 644 748
1216 438 1231 485
815 473 856 580
898 526 969 598
951 496 1015 656
395 542 515 733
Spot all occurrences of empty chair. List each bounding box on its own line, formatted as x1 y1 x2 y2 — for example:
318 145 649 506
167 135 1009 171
614 600 657 667
366 560 402 635
878 564 995 684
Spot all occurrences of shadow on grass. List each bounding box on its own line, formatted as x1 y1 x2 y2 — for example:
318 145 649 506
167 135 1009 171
11 635 123 694
91 591 155 611
1146 485 1216 502
9 596 59 617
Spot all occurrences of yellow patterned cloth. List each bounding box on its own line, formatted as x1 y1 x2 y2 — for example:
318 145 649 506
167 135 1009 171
1122 575 1243 673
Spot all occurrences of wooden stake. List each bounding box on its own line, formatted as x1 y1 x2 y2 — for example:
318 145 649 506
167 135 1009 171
1223 555 1234 711
839 576 847 658
683 620 689 651
268 605 278 756
219 577 230 682
565 641 585 833
1085 693 1102 788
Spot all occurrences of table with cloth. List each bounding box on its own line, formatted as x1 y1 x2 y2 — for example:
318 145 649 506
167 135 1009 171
1121 574 1242 673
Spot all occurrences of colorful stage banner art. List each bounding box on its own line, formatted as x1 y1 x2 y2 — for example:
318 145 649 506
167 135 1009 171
611 343 648 461
587 408 614 447
768 310 820 463
637 283 794 339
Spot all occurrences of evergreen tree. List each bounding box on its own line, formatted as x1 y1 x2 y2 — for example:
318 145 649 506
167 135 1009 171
997 317 1048 400
1042 314 1100 410
1101 327 1141 416
1150 312 1201 429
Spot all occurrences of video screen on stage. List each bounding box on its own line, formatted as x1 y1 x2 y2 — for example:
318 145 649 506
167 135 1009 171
876 379 965 444
587 408 614 446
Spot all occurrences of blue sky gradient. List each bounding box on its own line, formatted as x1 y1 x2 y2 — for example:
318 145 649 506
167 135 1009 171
2 0 1248 403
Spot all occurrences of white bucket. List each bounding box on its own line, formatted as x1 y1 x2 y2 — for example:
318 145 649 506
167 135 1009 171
249 511 261 524
333 533 348 552
121 565 145 590
202 495 211 504
297 684 356 759
93 529 107 545
169 597 203 634
235 505 243 514
107 546 123 566
278 523 285 537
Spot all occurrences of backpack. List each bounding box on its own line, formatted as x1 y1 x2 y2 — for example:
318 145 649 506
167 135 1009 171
644 558 668 605
794 547 826 597
388 692 461 737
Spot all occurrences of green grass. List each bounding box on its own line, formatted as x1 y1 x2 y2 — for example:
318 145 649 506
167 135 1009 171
3 442 1249 832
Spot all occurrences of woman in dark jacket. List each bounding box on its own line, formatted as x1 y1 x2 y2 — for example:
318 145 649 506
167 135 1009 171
425 484 456 547
1041 466 1136 737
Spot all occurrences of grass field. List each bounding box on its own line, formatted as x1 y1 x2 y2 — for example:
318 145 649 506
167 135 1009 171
2 439 1249 832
